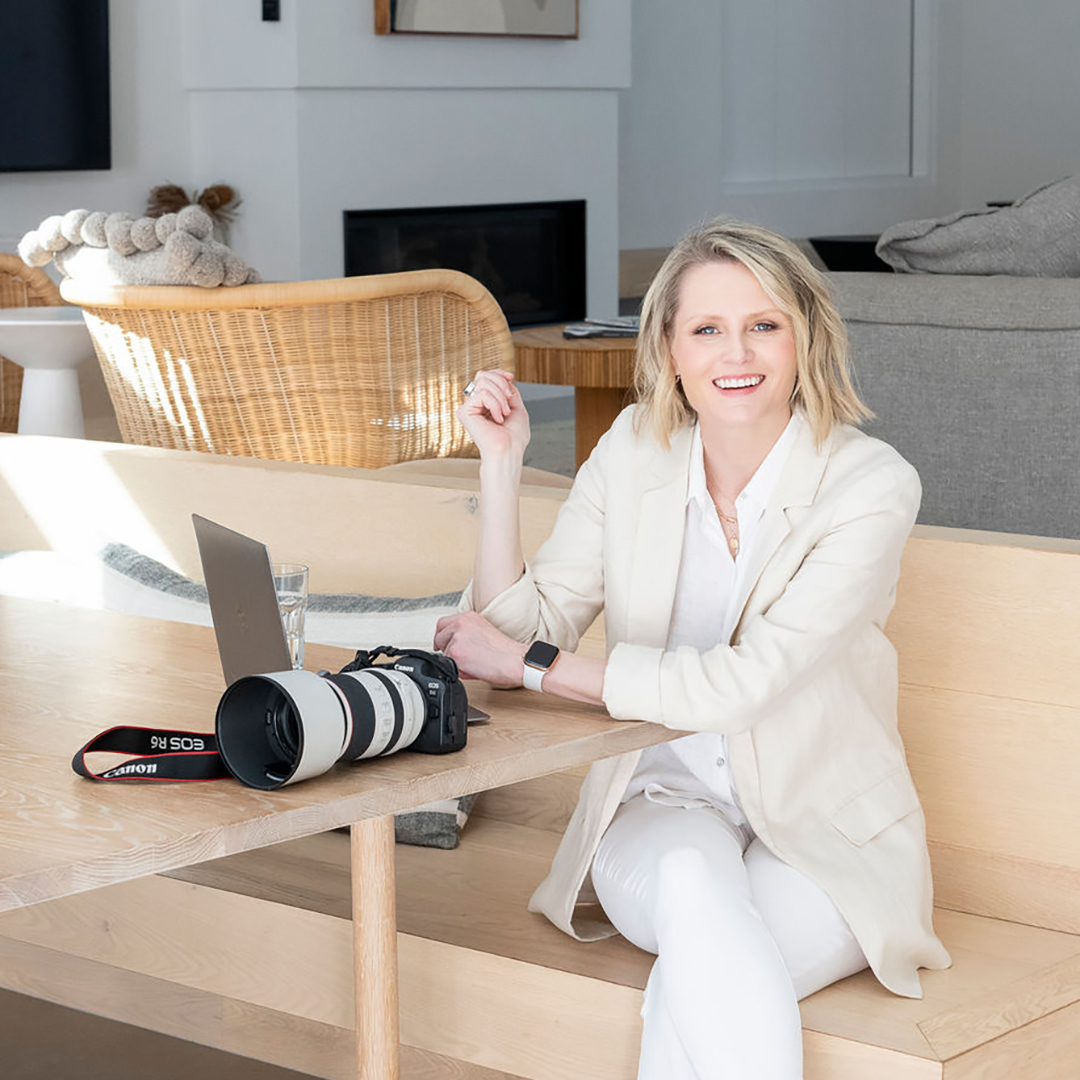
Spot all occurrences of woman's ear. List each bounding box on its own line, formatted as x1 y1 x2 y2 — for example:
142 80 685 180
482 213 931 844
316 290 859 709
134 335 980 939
667 349 681 385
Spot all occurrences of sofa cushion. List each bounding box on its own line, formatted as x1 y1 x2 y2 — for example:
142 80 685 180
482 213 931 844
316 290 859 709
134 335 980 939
876 175 1080 276
827 271 1080 330
0 544 461 649
97 542 462 650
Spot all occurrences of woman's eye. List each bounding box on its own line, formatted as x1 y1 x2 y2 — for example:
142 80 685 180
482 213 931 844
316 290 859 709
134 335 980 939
752 321 778 332
693 325 718 335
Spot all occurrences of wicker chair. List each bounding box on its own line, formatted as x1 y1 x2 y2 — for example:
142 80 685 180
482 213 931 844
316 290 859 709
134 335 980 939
0 254 64 433
59 269 514 469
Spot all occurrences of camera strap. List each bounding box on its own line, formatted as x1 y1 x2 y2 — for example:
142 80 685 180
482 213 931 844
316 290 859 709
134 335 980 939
341 645 460 682
72 725 232 783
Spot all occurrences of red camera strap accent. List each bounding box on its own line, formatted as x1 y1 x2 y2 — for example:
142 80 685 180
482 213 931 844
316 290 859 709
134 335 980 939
72 725 232 782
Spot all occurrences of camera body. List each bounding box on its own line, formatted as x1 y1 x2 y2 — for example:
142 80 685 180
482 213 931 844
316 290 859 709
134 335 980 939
338 647 468 754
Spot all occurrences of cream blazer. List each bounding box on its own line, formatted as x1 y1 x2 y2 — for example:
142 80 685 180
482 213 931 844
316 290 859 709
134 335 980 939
464 405 952 999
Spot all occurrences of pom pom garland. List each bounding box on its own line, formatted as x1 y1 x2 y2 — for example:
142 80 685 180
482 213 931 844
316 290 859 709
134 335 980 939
16 207 258 288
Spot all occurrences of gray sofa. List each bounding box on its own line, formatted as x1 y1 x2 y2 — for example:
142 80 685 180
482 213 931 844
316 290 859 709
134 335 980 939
827 272 1080 541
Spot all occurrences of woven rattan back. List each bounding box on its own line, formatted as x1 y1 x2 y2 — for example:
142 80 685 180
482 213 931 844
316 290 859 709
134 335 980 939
60 269 513 469
0 254 64 432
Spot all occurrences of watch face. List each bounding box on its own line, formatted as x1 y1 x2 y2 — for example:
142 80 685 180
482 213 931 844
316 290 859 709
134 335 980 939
525 641 560 669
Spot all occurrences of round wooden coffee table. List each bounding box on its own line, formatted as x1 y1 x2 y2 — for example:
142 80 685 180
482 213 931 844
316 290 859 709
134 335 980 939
512 325 637 468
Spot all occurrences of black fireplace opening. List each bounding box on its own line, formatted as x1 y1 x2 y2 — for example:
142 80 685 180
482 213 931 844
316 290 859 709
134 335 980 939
344 200 586 327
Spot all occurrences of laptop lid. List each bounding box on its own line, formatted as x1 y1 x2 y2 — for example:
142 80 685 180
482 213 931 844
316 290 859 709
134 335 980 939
192 514 293 686
192 514 491 721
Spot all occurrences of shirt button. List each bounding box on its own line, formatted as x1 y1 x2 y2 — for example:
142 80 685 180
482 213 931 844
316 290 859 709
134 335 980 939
716 756 726 768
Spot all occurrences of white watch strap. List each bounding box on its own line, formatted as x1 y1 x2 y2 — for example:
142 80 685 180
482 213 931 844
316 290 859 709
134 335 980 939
522 663 546 692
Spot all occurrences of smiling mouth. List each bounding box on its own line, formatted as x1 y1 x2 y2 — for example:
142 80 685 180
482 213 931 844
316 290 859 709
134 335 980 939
714 375 765 389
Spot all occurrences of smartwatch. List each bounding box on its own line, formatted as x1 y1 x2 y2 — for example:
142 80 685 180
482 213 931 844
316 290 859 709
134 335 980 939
523 640 561 692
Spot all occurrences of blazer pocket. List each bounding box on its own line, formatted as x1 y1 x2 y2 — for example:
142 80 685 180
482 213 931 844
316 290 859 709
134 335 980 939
830 767 921 847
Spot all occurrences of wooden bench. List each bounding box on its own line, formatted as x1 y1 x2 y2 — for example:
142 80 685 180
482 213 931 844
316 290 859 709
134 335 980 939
0 436 1078 1079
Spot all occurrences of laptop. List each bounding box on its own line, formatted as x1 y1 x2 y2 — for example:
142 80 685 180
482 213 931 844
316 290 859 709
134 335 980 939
191 513 489 721
192 514 293 686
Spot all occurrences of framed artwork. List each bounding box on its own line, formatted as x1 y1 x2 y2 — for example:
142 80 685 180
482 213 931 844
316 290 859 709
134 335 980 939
374 0 579 39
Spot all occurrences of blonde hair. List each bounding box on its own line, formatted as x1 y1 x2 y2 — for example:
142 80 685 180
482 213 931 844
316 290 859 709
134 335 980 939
633 218 872 448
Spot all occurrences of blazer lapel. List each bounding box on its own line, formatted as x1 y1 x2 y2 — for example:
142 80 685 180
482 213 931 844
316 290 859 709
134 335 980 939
728 420 835 638
622 418 835 649
625 425 694 648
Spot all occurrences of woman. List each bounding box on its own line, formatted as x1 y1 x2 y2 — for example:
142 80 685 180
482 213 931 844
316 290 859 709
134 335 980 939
433 219 951 1079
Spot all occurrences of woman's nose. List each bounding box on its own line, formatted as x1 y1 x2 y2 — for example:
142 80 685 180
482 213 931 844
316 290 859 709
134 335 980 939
721 334 753 362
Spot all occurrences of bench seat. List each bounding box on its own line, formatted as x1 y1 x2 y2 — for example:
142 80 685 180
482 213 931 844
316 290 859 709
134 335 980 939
150 815 1080 1080
1 440 1078 1078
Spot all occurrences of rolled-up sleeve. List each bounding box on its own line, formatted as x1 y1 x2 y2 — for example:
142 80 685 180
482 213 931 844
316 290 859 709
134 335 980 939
602 461 921 735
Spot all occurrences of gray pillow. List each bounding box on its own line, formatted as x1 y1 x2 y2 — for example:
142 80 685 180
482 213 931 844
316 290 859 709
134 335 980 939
393 793 479 849
876 175 1080 276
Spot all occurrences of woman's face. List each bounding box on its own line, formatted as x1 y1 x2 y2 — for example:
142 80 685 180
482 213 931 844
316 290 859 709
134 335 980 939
668 259 798 436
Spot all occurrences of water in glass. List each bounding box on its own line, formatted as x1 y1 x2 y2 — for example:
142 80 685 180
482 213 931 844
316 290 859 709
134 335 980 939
272 563 309 670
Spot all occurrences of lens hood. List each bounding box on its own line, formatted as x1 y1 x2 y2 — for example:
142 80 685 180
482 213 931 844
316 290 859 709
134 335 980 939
216 670 347 790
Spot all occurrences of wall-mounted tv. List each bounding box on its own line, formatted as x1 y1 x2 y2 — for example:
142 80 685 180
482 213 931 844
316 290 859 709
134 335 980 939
0 0 111 172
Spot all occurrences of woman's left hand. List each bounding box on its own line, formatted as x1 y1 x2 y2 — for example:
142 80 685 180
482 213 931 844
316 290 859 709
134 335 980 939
433 612 527 688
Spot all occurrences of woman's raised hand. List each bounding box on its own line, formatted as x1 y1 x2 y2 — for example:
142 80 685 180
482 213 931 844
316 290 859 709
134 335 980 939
457 369 531 463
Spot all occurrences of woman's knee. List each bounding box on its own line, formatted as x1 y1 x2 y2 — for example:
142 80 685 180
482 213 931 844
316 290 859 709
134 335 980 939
593 800 751 949
653 842 751 913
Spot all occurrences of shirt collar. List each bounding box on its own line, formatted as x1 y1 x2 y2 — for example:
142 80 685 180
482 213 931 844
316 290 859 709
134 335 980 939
686 412 804 518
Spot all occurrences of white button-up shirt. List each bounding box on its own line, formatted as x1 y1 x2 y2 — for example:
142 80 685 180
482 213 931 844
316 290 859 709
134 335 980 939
619 413 803 827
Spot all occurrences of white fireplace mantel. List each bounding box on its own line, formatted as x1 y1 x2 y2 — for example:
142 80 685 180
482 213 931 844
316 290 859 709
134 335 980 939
180 0 629 315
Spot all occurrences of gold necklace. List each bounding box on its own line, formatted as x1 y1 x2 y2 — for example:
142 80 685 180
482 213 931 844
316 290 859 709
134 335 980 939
712 501 740 554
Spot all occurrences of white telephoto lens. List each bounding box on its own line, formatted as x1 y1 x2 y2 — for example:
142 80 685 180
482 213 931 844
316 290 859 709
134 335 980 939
375 669 427 752
343 670 400 759
267 670 349 786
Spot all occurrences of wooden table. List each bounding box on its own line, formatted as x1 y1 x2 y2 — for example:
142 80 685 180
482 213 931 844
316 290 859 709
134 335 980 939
512 325 637 468
0 598 681 1079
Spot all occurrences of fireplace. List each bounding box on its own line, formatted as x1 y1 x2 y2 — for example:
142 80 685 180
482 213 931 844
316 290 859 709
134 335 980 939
343 200 586 327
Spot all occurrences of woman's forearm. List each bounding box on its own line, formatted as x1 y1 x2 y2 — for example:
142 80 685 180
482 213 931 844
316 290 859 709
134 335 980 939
542 651 606 706
472 454 526 612
433 611 607 707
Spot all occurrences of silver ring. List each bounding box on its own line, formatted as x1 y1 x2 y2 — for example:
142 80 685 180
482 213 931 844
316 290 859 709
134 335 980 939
462 381 476 398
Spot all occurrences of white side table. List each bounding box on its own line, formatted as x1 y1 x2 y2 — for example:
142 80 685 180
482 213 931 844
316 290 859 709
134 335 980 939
0 306 93 438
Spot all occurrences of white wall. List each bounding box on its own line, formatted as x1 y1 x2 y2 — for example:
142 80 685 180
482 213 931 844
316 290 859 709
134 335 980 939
187 91 302 278
620 0 967 249
291 90 618 300
293 0 628 89
956 0 1080 207
1 0 627 323
12 1 1080 308
182 0 628 315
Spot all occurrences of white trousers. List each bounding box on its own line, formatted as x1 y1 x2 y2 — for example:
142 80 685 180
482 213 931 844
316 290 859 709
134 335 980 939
591 795 868 1080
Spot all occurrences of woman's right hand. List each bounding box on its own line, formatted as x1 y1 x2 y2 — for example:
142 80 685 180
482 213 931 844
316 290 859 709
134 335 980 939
457 369 531 463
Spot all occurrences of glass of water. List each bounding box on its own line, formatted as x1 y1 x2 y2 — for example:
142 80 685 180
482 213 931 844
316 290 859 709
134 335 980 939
272 563 309 670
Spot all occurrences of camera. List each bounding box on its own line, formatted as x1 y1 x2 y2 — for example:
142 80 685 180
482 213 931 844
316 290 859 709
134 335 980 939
214 646 468 790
